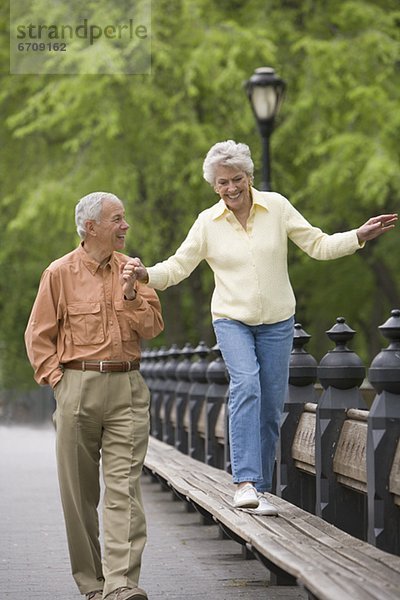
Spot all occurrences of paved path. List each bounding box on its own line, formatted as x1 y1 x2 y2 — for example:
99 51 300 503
0 425 307 599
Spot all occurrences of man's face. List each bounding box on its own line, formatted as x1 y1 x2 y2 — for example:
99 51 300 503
92 199 130 253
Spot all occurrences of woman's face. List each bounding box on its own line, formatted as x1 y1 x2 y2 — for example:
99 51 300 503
214 165 252 214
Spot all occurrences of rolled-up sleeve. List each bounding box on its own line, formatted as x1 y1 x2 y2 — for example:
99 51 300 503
123 283 164 340
24 270 63 388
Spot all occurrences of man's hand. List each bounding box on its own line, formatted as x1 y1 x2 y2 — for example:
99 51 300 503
356 213 398 243
119 259 138 300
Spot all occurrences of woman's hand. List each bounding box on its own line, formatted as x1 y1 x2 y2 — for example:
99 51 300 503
356 214 398 243
132 257 149 283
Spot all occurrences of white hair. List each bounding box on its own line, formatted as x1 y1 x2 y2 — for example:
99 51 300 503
202 140 254 186
75 192 120 240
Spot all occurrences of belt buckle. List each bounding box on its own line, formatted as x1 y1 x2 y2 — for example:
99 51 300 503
99 361 107 373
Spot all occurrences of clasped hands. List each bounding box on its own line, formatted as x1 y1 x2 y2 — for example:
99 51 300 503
119 258 149 299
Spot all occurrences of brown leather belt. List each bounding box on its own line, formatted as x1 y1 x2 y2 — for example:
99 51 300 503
61 360 140 373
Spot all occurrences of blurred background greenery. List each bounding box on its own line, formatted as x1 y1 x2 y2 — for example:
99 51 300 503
1 0 399 391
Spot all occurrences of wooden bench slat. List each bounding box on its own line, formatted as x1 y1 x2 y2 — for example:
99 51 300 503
307 569 387 600
301 541 400 597
255 515 400 590
337 545 400 581
252 532 400 600
249 533 370 600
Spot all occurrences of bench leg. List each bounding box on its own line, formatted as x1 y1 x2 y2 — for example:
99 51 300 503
269 569 298 587
190 500 214 525
217 526 230 540
242 544 256 560
251 547 297 586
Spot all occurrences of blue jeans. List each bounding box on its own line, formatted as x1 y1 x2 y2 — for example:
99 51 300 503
213 317 294 492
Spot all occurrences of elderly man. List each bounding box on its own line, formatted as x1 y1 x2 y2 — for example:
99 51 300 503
25 192 164 600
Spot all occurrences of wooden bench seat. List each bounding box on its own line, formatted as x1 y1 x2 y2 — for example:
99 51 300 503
144 436 400 600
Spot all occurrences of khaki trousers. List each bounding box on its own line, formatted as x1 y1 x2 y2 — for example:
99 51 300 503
54 369 150 597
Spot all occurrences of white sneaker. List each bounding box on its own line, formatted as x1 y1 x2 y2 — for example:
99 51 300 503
246 494 278 516
233 484 259 508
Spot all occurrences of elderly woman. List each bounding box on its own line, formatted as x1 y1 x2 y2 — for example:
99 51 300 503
132 140 397 515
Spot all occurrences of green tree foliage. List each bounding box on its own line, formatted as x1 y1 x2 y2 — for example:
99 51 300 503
0 0 399 388
271 0 400 358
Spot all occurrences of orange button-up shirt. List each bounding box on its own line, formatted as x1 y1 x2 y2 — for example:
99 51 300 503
25 244 164 388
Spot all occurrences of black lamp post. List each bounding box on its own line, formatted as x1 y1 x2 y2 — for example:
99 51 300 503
245 67 286 191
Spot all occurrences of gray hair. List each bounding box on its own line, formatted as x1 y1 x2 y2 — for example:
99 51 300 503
75 192 120 240
203 140 254 186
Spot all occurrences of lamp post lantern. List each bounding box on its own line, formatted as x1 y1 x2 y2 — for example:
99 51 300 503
245 67 286 191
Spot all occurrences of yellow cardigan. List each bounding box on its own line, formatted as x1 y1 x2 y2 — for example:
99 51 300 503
147 188 362 325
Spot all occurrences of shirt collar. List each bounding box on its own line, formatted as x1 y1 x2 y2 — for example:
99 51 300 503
210 187 269 220
78 242 115 275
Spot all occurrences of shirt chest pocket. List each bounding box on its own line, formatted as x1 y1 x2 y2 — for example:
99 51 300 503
67 302 105 346
114 301 136 342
